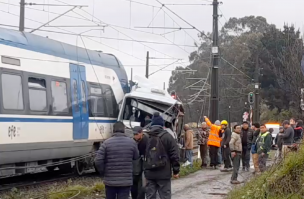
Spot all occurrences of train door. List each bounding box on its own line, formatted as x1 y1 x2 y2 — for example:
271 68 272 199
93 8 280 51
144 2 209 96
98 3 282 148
69 64 89 140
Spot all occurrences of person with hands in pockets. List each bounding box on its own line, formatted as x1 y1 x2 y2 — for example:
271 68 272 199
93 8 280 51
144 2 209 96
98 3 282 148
229 124 242 184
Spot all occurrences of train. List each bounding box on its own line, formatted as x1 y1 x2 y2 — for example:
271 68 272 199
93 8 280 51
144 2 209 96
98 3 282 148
0 27 128 177
0 27 183 178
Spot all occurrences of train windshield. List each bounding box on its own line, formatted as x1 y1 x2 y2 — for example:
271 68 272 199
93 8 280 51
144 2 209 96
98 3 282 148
117 76 183 137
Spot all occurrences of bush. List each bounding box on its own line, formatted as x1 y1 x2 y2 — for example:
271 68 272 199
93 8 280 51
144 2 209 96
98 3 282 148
228 145 304 199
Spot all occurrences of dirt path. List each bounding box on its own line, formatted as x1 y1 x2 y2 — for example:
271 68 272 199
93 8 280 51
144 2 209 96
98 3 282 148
171 167 251 199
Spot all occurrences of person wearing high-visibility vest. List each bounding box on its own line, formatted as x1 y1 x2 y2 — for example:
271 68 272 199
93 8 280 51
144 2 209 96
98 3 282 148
204 116 222 169
256 124 272 174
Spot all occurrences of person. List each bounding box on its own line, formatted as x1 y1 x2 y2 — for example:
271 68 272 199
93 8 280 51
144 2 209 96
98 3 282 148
280 120 295 158
95 122 139 199
164 122 178 141
290 118 296 129
220 120 232 171
229 124 242 184
274 126 284 161
184 124 194 166
269 128 274 144
256 124 272 173
196 122 210 168
144 112 180 199
131 126 148 199
204 116 222 169
294 120 303 143
240 121 253 172
251 123 261 174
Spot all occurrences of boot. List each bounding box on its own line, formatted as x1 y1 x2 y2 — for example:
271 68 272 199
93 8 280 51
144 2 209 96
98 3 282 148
230 180 241 184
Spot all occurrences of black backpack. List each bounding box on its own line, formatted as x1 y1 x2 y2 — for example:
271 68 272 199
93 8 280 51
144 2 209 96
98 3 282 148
144 131 167 170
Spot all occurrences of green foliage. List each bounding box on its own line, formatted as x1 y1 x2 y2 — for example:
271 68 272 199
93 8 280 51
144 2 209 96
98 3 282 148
168 15 304 123
260 104 293 123
178 159 202 178
228 146 304 199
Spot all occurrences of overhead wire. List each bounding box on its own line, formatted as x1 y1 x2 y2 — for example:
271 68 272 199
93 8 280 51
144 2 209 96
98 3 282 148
53 0 183 61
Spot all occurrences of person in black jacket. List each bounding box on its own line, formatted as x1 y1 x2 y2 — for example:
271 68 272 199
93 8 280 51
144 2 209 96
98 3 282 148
131 126 148 199
145 112 180 199
220 120 232 171
294 120 303 143
275 126 284 160
95 122 139 199
240 121 253 172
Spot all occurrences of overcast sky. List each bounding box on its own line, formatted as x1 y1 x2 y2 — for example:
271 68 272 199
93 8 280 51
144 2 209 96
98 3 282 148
0 0 303 90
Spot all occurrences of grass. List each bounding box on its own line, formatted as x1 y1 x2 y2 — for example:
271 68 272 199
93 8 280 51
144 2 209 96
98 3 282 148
227 145 304 199
0 160 203 199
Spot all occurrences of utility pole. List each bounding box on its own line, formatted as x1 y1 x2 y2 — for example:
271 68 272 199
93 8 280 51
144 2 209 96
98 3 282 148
145 51 149 79
228 105 231 129
163 82 165 90
210 0 220 122
253 54 260 123
131 68 133 82
19 0 25 31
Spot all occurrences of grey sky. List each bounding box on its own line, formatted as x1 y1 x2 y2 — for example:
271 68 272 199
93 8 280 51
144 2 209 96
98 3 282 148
0 0 302 90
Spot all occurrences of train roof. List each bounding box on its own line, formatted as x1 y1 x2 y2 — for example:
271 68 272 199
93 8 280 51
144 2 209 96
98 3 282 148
0 27 128 88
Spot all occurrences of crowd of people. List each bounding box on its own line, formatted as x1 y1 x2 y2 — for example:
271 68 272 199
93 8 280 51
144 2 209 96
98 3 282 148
93 112 303 199
196 117 303 184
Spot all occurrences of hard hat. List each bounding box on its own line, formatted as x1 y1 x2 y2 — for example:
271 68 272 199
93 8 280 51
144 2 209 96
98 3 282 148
221 120 228 125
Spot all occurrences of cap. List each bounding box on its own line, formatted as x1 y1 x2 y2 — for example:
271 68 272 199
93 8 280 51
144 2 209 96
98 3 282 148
133 126 143 135
242 121 249 124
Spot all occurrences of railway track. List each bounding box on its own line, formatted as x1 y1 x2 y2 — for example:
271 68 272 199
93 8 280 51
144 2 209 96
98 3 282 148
0 170 96 193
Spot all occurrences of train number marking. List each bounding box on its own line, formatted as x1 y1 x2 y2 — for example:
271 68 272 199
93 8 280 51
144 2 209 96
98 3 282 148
99 125 105 135
8 125 16 139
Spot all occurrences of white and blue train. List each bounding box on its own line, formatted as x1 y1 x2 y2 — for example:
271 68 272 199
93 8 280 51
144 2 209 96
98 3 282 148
0 27 129 177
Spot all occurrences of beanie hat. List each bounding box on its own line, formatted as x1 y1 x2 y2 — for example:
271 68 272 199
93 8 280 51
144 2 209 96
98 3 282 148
151 112 164 127
215 120 221 125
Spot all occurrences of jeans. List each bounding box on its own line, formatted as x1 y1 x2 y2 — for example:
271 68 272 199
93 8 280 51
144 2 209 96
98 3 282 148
218 147 222 164
146 179 171 199
185 150 193 166
231 153 241 181
105 185 131 199
242 148 251 169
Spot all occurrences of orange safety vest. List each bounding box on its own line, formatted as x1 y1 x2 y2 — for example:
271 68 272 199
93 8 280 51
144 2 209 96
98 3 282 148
205 117 222 147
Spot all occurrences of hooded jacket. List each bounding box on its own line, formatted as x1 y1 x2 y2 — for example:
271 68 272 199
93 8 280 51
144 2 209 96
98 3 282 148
205 117 222 147
144 126 180 180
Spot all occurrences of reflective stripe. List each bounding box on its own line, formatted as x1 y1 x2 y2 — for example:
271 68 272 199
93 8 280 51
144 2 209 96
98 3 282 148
210 133 220 138
208 139 220 143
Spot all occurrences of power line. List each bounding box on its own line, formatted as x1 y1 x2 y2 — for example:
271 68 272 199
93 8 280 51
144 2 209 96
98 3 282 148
64 2 183 60
165 3 212 6
155 0 211 40
149 60 180 76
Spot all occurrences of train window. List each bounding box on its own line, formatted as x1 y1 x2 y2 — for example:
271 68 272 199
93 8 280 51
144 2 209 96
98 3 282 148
72 79 79 112
89 96 105 116
89 85 106 117
51 81 68 112
1 74 24 110
28 77 47 111
81 81 87 113
102 85 116 117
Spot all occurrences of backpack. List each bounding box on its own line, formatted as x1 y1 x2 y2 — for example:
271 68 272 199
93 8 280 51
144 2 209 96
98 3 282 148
144 131 167 170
